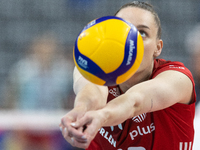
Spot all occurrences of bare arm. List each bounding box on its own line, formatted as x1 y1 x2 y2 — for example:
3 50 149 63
73 67 108 111
60 67 108 148
70 70 193 149
98 70 193 126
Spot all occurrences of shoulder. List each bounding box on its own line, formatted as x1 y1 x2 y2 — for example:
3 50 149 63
151 59 193 81
151 59 196 104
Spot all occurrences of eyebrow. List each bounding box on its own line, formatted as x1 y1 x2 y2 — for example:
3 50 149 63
137 25 150 30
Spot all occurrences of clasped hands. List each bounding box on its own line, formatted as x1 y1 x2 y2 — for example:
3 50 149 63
59 108 103 149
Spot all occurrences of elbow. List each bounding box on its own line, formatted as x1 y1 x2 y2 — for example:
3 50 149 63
73 76 91 95
125 91 145 118
73 81 79 95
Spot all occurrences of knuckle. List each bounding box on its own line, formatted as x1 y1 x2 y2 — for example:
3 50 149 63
63 133 68 139
61 117 66 125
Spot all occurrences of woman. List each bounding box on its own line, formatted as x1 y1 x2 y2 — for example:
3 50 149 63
60 1 196 150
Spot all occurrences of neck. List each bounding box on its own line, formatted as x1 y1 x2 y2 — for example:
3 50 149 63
119 60 154 93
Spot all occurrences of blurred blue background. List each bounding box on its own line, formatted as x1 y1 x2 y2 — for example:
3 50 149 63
0 0 199 150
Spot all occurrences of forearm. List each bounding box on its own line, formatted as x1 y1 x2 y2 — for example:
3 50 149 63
98 70 193 127
98 92 143 127
74 83 108 111
73 67 108 111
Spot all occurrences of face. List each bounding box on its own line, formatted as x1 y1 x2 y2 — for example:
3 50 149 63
116 7 163 74
192 51 200 81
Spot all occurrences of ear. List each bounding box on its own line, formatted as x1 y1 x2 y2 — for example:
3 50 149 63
153 39 163 57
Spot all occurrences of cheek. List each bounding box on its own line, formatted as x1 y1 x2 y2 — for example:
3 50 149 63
193 55 200 74
141 42 155 63
136 39 156 72
136 49 152 71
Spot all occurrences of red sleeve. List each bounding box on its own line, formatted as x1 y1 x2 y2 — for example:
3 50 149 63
151 60 196 103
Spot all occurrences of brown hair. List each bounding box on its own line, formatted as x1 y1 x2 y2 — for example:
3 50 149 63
115 1 162 39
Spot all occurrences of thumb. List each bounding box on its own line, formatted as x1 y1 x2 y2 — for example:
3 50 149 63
71 115 92 129
70 122 78 128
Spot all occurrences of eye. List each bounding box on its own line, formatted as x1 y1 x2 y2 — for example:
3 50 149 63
139 30 147 38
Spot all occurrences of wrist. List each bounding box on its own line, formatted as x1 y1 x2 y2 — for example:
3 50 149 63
74 104 88 113
96 108 111 127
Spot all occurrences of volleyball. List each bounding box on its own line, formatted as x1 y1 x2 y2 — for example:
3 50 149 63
73 16 144 86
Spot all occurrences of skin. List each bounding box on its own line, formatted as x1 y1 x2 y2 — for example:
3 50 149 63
59 7 193 149
192 51 200 85
117 7 163 92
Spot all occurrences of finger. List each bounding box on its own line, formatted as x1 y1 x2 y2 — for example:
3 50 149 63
74 136 87 143
68 123 86 135
71 137 90 149
67 126 87 143
59 124 71 137
60 121 87 143
61 116 71 127
60 125 90 149
70 114 92 129
61 127 72 143
70 127 87 142
60 117 83 137
74 126 88 143
62 127 88 147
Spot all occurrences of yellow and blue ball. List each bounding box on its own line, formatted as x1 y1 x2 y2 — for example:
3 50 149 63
73 16 144 86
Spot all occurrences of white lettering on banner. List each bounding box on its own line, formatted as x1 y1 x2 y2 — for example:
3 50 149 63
129 123 155 140
99 128 116 147
126 40 135 65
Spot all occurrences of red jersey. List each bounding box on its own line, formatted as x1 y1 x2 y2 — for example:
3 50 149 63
87 59 196 150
